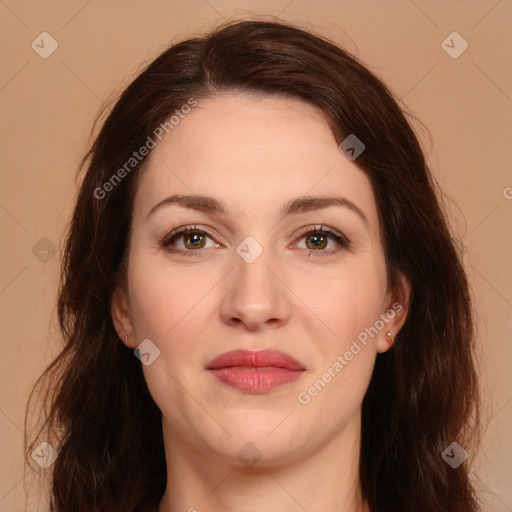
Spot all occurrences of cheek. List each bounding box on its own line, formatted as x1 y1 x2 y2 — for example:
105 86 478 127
300 256 388 345
126 254 211 424
298 258 387 416
297 268 383 418
126 252 213 340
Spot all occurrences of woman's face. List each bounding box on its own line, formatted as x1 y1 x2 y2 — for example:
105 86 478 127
113 93 408 467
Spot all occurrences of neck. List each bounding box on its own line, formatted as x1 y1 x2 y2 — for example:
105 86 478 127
157 414 369 512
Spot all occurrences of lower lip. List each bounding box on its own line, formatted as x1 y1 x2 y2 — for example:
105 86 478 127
208 367 304 393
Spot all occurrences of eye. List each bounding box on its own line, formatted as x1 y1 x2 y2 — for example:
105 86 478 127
160 225 219 256
160 224 350 258
294 225 350 257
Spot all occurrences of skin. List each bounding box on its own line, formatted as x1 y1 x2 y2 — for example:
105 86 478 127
112 93 410 512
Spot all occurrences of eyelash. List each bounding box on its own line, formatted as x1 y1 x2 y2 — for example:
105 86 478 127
159 224 350 258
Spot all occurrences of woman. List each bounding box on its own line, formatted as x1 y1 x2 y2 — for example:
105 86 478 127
24 19 482 512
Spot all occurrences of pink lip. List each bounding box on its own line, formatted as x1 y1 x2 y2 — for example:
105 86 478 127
206 349 306 393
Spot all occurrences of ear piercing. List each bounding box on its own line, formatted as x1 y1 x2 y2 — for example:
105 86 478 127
385 332 394 344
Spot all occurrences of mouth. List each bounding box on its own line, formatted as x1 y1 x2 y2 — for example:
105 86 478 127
206 349 306 394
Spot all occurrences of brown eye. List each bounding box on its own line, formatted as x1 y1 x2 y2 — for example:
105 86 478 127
183 232 206 250
160 226 219 256
295 225 350 257
305 232 329 250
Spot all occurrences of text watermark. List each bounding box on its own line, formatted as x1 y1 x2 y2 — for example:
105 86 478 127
94 97 198 200
297 302 402 405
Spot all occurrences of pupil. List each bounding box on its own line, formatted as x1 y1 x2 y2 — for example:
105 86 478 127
308 233 326 250
186 233 203 248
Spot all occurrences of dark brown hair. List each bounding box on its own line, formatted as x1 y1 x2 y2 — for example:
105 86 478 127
25 18 482 512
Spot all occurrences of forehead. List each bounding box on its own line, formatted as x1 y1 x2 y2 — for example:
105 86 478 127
132 93 379 230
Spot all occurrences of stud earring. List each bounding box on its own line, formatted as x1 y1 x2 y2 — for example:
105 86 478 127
385 332 394 344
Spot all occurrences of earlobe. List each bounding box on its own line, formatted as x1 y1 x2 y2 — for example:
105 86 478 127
111 285 136 349
384 331 395 345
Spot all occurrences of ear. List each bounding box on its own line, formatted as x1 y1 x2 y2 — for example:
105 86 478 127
376 271 412 354
111 283 137 349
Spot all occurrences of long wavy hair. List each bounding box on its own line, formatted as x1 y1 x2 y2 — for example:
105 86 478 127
24 18 482 512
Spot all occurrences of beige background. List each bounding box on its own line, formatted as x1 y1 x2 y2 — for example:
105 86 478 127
0 0 511 510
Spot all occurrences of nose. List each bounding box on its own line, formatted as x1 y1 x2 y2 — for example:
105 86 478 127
220 248 291 331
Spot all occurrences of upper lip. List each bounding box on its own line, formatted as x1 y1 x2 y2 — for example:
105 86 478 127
206 349 306 371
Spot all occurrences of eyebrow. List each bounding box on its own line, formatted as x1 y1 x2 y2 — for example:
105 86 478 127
146 194 369 226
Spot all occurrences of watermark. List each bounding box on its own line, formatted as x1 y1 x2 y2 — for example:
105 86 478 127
31 31 59 59
237 442 262 468
31 441 58 469
441 32 468 59
338 134 365 161
93 97 198 200
134 338 161 366
297 302 402 405
441 441 468 468
32 236 57 263
236 236 264 263
503 186 512 200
